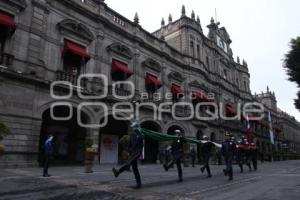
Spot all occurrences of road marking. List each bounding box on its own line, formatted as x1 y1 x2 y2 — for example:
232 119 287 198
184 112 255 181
187 176 262 195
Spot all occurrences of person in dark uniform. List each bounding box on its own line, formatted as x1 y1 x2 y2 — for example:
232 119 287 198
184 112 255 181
244 139 252 171
250 142 258 171
43 134 54 177
190 146 196 167
112 122 144 188
200 135 213 177
163 129 185 182
222 132 236 181
236 139 245 173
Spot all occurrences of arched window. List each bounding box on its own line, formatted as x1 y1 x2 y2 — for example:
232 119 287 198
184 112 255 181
190 41 195 57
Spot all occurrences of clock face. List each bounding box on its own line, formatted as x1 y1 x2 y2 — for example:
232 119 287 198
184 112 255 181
217 35 228 53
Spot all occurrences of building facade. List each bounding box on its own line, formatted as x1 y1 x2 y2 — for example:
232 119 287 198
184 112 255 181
0 0 299 167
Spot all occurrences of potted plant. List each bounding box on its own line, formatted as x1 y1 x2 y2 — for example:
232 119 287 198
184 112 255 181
84 137 97 173
0 122 10 157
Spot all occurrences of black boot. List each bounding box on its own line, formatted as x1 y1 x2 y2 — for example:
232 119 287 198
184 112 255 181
112 168 119 177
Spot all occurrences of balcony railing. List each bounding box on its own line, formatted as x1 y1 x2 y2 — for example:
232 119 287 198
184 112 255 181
0 53 14 67
108 86 131 97
56 71 87 89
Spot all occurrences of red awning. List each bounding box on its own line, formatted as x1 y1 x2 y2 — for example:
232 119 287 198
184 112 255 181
111 59 133 79
0 10 16 29
62 41 91 61
171 84 184 95
145 73 162 89
192 91 208 101
226 104 236 115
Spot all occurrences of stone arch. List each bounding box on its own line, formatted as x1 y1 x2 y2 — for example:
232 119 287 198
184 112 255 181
140 120 162 163
164 121 188 135
38 105 90 166
36 99 96 125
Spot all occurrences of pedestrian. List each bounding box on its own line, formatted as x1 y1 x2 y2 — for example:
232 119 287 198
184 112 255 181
200 135 213 178
43 134 54 177
163 129 185 182
222 132 236 181
190 146 196 167
112 121 144 189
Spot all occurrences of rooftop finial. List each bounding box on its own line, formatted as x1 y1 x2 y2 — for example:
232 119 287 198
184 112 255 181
210 17 215 24
196 15 200 24
237 56 240 64
134 12 139 24
181 5 186 17
191 10 195 20
161 17 165 26
267 86 269 93
168 13 172 23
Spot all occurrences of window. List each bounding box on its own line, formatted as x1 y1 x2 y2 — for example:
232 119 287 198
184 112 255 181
190 41 195 57
244 81 247 91
223 69 227 79
196 44 200 59
0 10 16 65
61 40 90 84
206 56 210 68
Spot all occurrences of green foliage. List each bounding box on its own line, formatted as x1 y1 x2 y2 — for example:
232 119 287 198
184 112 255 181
284 36 300 110
85 137 93 148
0 122 10 141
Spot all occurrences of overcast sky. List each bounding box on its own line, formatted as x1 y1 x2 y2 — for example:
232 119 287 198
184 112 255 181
106 0 300 121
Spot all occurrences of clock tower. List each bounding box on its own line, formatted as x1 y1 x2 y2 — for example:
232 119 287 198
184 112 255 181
207 18 233 56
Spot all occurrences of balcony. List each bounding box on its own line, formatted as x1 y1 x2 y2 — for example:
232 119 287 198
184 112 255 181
107 85 132 98
56 70 87 89
0 53 14 67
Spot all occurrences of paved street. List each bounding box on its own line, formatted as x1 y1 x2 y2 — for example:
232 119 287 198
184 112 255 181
0 160 299 200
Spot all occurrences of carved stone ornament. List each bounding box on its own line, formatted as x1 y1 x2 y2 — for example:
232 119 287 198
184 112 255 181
57 19 95 43
3 0 27 11
106 42 133 59
188 80 208 92
142 58 162 73
168 71 185 82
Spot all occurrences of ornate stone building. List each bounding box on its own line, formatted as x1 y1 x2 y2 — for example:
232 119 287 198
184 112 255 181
0 0 299 167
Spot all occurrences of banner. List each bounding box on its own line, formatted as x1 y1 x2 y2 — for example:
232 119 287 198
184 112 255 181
100 134 119 164
140 128 222 148
268 112 275 144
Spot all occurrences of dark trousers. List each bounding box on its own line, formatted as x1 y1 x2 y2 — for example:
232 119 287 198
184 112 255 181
201 156 211 175
43 154 50 176
166 157 182 180
237 154 244 172
191 156 195 167
224 156 233 178
251 155 257 170
117 153 141 185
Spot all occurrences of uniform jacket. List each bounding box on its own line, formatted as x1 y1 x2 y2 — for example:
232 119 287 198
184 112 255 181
171 136 184 159
222 140 236 157
128 129 144 156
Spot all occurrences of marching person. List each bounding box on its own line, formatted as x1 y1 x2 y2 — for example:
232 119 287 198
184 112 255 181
200 135 213 178
244 139 252 171
222 133 236 181
236 139 245 173
43 134 54 177
190 146 196 167
250 142 258 171
163 129 185 182
112 121 144 189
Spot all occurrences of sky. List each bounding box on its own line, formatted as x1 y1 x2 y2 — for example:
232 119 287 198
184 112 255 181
106 0 300 121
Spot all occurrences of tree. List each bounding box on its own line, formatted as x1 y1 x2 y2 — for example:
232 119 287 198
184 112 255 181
0 121 10 141
284 36 300 110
